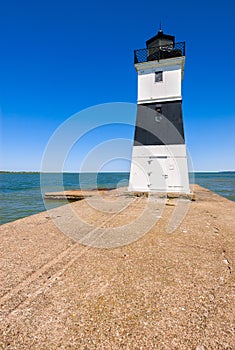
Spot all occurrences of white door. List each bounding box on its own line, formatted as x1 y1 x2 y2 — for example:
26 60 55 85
148 156 168 191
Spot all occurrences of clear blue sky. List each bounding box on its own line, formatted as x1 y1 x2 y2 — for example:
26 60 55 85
1 0 235 172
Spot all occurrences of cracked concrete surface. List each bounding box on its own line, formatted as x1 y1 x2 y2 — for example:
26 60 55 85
0 185 234 349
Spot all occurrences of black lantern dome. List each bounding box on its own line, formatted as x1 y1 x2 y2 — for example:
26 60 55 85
146 29 175 50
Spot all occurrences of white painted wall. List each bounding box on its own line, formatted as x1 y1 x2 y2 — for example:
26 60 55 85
137 65 182 102
128 145 190 193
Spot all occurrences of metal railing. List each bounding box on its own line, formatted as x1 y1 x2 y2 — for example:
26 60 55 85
134 42 185 64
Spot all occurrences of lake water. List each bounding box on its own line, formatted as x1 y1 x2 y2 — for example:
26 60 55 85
0 172 234 225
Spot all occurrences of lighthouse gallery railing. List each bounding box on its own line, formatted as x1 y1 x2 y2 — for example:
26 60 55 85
134 41 185 64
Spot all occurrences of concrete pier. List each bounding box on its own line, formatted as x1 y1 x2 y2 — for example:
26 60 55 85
0 185 234 349
44 189 113 200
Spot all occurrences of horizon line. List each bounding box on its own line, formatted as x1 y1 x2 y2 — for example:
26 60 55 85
0 170 234 174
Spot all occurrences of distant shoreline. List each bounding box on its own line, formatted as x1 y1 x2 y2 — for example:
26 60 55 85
1 171 235 174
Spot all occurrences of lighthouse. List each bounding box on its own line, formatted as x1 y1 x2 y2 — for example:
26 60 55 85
128 28 190 193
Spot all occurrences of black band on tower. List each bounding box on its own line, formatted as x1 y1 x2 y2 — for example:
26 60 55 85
134 101 185 146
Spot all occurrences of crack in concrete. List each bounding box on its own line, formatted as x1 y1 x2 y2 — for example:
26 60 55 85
222 249 232 275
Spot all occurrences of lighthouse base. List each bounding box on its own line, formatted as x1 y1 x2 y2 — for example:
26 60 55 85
128 144 190 194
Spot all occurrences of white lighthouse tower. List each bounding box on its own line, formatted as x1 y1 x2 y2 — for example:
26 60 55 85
128 28 190 193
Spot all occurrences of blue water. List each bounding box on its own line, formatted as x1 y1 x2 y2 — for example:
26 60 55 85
191 172 235 202
0 172 234 225
0 172 129 225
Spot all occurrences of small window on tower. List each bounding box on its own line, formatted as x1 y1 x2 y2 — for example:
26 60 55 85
155 106 162 122
155 107 162 114
155 71 163 82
